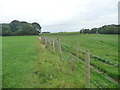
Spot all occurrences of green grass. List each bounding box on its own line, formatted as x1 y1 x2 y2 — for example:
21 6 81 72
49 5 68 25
41 34 119 87
42 34 118 63
2 36 40 88
2 34 119 88
36 44 85 88
2 36 85 88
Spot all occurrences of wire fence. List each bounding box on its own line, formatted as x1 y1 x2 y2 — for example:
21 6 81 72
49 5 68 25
38 37 118 88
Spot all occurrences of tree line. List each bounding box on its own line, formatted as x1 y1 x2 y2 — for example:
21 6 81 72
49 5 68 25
80 24 119 34
2 20 42 36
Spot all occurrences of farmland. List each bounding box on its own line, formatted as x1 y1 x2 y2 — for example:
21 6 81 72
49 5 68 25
2 34 119 88
41 34 119 88
2 36 40 88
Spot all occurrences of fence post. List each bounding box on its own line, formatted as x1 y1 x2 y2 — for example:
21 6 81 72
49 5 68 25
41 37 45 44
85 49 90 88
50 40 52 50
52 39 55 53
76 42 79 62
41 37 43 43
58 39 63 61
45 39 48 48
44 38 46 44
38 37 41 41
69 53 74 73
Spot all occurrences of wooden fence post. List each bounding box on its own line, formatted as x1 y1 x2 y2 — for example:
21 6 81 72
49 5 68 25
43 38 46 44
69 53 74 73
38 37 41 41
52 39 55 53
47 40 50 48
37 37 41 43
85 49 90 88
58 39 63 61
41 37 45 44
76 42 79 62
41 37 43 43
45 39 48 48
50 40 52 50
56 39 59 51
44 38 46 44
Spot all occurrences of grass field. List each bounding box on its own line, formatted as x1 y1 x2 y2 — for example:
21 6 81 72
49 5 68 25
2 34 119 88
41 34 119 88
2 36 40 88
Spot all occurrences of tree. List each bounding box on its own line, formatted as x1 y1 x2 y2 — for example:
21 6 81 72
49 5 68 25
2 24 12 36
32 22 42 33
9 20 20 32
90 28 98 34
80 28 84 34
2 20 42 36
83 29 90 34
89 24 118 34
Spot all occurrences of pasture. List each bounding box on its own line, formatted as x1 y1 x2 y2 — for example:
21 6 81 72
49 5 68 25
2 36 40 88
2 34 119 88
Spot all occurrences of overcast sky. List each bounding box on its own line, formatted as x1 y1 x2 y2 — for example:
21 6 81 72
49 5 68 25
0 0 119 32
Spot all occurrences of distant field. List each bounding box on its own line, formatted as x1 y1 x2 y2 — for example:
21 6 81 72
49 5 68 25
2 34 119 88
42 34 118 64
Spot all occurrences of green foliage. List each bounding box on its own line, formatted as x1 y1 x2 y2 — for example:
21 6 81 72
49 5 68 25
80 24 119 34
32 22 42 33
2 20 41 36
2 24 12 36
99 25 118 34
9 20 20 32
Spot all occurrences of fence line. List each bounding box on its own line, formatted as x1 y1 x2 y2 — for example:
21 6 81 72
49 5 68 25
67 50 118 86
60 42 118 67
38 37 118 88
74 64 102 88
62 43 118 85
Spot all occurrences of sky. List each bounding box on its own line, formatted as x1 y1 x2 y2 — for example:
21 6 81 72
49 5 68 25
0 0 119 32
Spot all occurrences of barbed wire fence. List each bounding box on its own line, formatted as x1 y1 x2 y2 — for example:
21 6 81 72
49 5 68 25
38 36 118 88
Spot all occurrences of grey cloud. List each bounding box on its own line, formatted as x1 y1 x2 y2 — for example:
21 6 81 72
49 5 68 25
0 0 119 32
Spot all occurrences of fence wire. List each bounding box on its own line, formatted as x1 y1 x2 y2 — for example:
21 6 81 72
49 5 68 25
39 37 118 88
